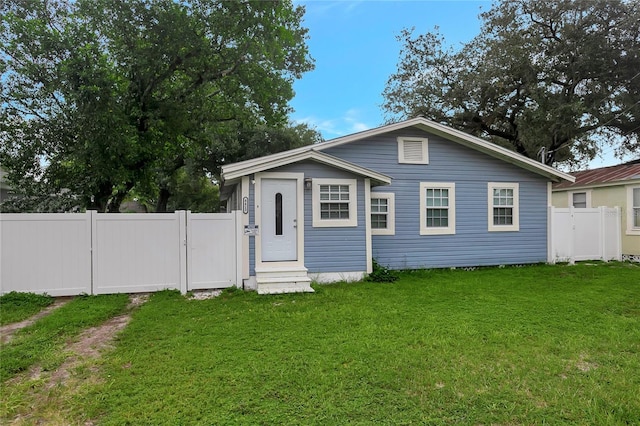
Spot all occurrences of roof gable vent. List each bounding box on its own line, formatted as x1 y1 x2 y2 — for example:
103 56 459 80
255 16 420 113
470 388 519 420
398 137 429 164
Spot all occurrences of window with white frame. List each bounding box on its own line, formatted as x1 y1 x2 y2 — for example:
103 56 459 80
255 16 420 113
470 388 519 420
312 178 357 227
371 192 395 235
627 185 640 235
420 182 455 235
398 137 429 164
570 190 591 208
488 182 519 232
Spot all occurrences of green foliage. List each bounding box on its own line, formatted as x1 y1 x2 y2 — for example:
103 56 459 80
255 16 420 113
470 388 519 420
383 0 640 167
0 0 315 212
0 294 129 382
165 168 220 213
366 259 399 282
0 292 54 325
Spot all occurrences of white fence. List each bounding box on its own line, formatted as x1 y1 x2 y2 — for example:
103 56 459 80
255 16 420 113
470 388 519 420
548 206 621 263
0 211 242 296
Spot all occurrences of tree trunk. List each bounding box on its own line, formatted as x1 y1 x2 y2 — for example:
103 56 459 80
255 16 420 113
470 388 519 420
107 191 126 213
155 186 171 212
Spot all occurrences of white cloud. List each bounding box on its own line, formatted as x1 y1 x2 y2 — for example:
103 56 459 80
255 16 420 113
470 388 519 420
293 108 373 140
294 0 365 18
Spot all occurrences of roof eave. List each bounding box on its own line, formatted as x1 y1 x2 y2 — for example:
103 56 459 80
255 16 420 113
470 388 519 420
553 177 640 191
311 117 574 183
221 117 574 183
410 121 575 183
222 151 391 185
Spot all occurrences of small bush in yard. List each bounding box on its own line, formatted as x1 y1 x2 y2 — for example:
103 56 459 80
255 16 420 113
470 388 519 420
366 259 399 283
0 292 54 325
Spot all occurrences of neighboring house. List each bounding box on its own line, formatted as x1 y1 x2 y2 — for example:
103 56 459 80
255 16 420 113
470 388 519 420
552 160 640 261
221 117 574 294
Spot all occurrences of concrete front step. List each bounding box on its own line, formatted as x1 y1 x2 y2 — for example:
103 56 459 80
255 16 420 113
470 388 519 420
256 276 314 295
255 265 313 294
257 285 315 295
254 266 309 279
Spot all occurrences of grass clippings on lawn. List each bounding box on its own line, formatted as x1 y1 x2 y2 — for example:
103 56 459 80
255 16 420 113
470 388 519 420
3 263 640 425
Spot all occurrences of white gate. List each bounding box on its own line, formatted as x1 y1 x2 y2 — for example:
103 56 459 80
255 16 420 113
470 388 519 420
549 206 621 263
187 212 241 290
92 212 187 295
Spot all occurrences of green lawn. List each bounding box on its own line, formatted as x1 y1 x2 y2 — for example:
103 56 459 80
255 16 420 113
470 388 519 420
0 294 129 382
2 263 640 425
0 292 54 325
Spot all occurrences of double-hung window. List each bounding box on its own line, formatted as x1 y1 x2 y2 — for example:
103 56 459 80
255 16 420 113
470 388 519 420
371 192 395 235
312 178 357 227
627 185 640 235
570 191 591 208
420 182 455 235
488 182 519 232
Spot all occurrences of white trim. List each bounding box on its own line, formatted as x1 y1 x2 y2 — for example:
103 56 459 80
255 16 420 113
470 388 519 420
244 276 257 291
420 182 456 235
364 179 373 274
312 178 358 227
223 150 391 184
308 271 366 283
234 210 243 289
547 183 553 263
254 172 305 270
370 192 395 236
568 190 592 208
398 136 429 164
221 117 574 184
241 176 250 281
488 182 520 232
626 184 640 236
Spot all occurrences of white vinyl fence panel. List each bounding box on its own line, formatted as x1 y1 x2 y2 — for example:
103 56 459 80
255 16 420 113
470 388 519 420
549 206 621 263
92 212 187 294
1 211 241 296
0 213 92 296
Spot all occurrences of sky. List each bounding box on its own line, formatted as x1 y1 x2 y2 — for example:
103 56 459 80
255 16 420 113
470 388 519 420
289 0 634 170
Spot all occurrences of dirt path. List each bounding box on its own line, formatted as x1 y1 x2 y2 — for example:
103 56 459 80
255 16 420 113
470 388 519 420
44 294 148 387
0 298 72 344
4 294 149 425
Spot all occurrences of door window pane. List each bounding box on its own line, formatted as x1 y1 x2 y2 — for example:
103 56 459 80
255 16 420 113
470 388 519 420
275 193 283 235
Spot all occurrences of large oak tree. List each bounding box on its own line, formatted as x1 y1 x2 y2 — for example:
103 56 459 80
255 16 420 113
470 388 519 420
1 0 315 212
383 0 640 166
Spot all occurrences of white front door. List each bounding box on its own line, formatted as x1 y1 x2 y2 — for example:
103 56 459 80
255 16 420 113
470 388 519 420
261 179 297 262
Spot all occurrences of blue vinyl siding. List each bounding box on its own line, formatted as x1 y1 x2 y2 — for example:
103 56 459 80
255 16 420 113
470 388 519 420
267 162 367 273
324 129 550 269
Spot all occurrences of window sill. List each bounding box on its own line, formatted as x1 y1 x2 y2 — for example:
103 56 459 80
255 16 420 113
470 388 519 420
420 228 455 236
312 219 357 228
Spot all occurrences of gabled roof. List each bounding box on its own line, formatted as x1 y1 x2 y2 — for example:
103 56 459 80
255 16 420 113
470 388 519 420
221 117 575 183
553 159 640 190
222 150 391 185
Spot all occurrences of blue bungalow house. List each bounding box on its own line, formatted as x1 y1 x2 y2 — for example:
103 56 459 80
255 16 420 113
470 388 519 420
221 117 575 294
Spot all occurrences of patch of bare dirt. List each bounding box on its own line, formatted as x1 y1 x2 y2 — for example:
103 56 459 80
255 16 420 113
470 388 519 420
0 298 72 344
48 293 149 387
188 289 222 300
3 294 149 424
